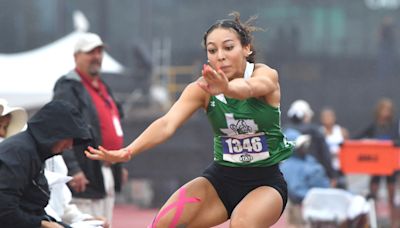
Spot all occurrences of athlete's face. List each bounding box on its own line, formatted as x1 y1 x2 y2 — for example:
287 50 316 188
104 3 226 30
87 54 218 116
205 28 250 80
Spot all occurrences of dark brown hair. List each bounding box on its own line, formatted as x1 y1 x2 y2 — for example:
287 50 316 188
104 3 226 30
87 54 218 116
203 11 262 63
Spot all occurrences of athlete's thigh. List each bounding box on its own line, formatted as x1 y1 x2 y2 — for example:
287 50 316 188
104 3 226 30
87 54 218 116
152 177 228 228
230 186 284 228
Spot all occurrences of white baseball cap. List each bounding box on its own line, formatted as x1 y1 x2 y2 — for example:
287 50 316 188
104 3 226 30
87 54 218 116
0 99 28 137
74 32 104 53
287 99 314 120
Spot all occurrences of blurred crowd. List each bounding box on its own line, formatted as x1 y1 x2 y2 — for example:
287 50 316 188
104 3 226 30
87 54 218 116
281 97 399 228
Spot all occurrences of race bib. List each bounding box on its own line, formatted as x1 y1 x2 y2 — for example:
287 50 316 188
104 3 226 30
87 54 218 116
221 133 270 163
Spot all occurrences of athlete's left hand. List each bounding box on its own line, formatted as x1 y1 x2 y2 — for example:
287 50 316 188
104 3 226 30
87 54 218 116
85 146 132 163
197 64 228 95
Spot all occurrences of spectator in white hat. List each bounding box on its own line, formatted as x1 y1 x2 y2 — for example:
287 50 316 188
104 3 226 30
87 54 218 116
284 99 337 186
0 98 28 142
287 99 314 124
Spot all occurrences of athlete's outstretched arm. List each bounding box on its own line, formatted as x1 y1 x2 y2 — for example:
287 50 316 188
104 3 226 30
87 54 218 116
198 63 279 100
85 82 207 163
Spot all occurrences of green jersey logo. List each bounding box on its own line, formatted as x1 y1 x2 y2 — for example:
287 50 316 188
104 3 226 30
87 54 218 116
220 113 259 136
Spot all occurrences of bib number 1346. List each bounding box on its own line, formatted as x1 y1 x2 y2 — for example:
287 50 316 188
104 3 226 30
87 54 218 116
221 134 269 163
222 133 268 154
225 137 262 153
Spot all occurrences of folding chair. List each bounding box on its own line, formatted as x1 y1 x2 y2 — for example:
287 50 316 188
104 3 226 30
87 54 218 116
302 188 375 228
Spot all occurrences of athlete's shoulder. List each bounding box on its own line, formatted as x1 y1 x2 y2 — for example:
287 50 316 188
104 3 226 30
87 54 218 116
181 80 210 101
187 80 209 94
253 63 278 80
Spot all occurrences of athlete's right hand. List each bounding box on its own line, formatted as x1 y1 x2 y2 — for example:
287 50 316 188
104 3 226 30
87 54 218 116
198 64 229 95
85 146 132 163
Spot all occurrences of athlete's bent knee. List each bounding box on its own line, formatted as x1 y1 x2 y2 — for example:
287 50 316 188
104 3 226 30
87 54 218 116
230 216 249 228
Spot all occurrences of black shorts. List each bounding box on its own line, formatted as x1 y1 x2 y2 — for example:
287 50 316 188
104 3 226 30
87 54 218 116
202 162 288 218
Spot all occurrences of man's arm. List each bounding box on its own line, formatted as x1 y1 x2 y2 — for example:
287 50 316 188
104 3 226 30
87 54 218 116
52 79 83 176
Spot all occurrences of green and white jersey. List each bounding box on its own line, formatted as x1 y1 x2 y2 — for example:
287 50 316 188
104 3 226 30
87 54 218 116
206 63 293 167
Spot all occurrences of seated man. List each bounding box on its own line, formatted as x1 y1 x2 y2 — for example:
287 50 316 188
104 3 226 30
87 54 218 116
281 135 330 203
280 134 330 227
0 100 91 228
